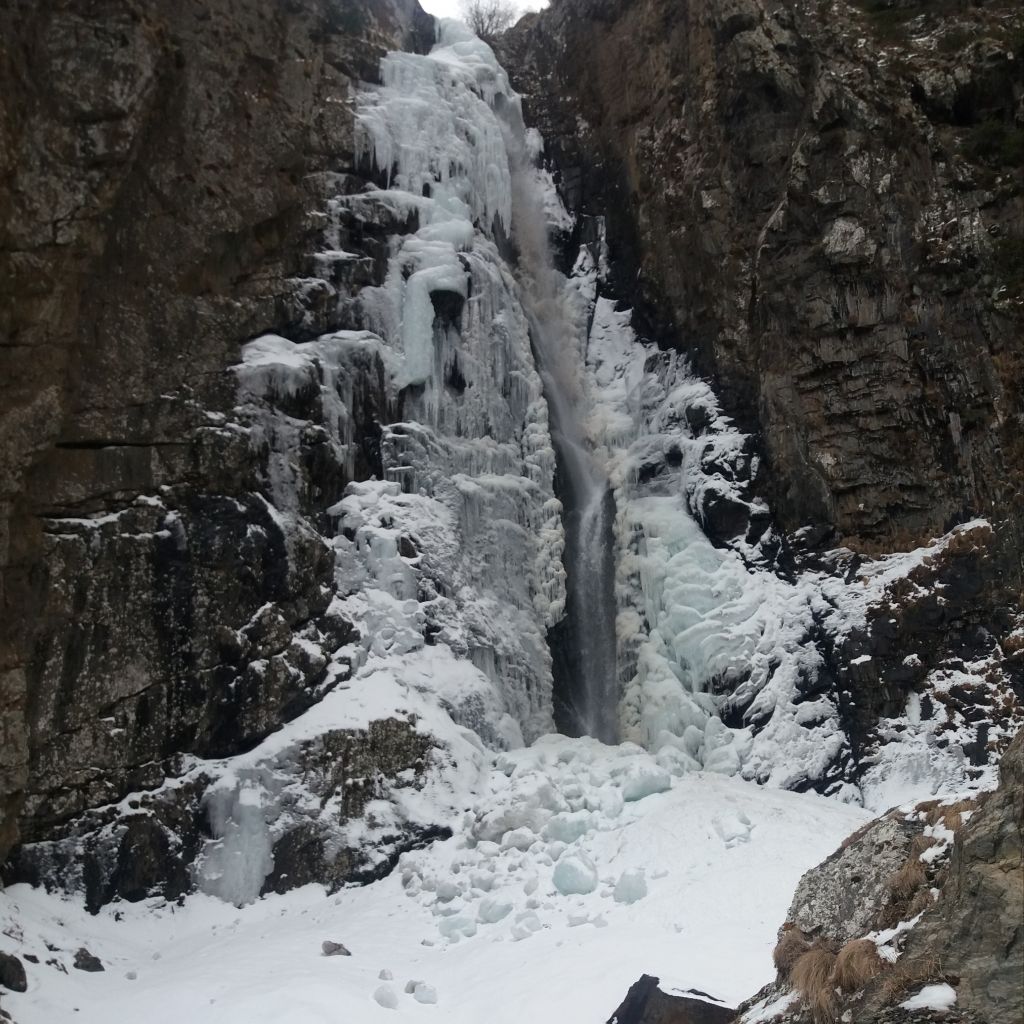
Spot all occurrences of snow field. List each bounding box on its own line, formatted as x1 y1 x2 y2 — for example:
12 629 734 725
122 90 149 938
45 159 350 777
0 737 869 1024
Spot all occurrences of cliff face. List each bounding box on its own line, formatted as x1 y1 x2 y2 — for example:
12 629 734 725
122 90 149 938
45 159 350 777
0 0 432 865
500 0 1024 554
0 0 1021 915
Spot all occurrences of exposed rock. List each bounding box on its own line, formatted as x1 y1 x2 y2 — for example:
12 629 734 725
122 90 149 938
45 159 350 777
786 815 921 944
72 948 103 973
0 0 432 867
321 941 351 957
609 974 737 1024
821 521 1024 776
0 953 27 993
501 0 1024 555
736 727 1024 1024
899 728 1024 1024
5 715 447 910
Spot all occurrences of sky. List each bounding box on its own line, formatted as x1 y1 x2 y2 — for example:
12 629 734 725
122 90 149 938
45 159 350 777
419 0 548 19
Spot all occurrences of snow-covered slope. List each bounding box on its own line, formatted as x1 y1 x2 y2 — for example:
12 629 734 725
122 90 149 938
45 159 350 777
0 738 869 1024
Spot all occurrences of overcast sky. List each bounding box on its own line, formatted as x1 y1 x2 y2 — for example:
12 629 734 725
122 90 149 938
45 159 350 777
419 0 548 20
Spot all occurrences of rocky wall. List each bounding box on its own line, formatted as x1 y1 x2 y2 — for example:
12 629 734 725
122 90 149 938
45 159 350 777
0 0 433 865
500 0 1024 555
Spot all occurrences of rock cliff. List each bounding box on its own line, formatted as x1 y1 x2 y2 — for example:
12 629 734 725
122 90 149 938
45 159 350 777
0 0 1021 920
0 0 433 864
734 726 1023 1024
500 0 1024 555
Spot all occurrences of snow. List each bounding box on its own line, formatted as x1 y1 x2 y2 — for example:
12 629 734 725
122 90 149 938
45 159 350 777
900 982 957 1012
857 648 1019 811
741 991 799 1023
0 747 868 1024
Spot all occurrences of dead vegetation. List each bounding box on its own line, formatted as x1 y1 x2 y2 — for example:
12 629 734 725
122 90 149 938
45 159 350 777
879 956 945 1004
889 852 927 901
833 938 885 992
838 814 886 851
791 948 839 1023
915 795 979 832
907 886 936 917
773 924 813 978
782 801 974 1018
879 848 929 928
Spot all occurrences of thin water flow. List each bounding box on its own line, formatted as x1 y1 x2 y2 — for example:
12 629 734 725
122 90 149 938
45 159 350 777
504 121 619 744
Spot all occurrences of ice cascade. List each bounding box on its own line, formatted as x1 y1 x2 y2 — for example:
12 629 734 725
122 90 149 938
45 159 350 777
503 119 620 744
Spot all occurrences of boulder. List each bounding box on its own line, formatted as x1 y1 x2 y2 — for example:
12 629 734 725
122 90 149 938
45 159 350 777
0 953 26 993
608 975 736 1024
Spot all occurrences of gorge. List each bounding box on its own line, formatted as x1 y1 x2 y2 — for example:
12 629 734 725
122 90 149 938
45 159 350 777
0 1 1021 1022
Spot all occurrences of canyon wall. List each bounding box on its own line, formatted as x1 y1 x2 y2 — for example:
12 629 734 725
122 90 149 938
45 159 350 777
0 0 1021 907
0 0 432 864
500 0 1023 554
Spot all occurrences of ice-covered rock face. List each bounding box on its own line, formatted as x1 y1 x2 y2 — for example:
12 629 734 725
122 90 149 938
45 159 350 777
237 20 565 755
181 22 570 905
233 17 1015 826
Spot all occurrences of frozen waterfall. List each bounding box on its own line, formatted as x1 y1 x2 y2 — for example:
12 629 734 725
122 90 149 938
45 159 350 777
504 119 620 744
357 16 621 744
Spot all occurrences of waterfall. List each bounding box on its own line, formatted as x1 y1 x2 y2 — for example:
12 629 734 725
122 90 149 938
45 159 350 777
503 119 620 745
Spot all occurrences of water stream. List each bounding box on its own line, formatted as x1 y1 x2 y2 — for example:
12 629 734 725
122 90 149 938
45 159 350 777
504 119 620 744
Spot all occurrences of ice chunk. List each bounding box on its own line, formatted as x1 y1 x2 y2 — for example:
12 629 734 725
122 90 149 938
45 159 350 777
474 805 552 844
552 852 598 895
619 764 672 802
435 879 461 901
510 911 543 940
373 985 398 1009
469 870 495 892
413 983 439 1004
613 868 648 904
438 915 477 941
500 827 537 851
477 894 514 924
542 810 593 844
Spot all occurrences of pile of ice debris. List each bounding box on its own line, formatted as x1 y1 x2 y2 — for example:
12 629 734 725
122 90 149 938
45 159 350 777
0 735 871 1024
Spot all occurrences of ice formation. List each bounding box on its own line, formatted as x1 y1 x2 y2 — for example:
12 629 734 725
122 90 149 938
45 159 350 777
197 14 1013 906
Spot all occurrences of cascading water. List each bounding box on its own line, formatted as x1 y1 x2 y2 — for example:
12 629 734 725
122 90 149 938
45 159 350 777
503 119 620 744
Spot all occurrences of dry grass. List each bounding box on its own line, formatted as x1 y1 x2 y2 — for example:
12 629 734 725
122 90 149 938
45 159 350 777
916 796 978 832
791 948 838 1023
839 818 879 851
879 956 943 1004
889 855 926 901
878 850 930 928
908 834 936 858
773 924 811 979
907 886 936 917
833 939 885 993
937 797 976 832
